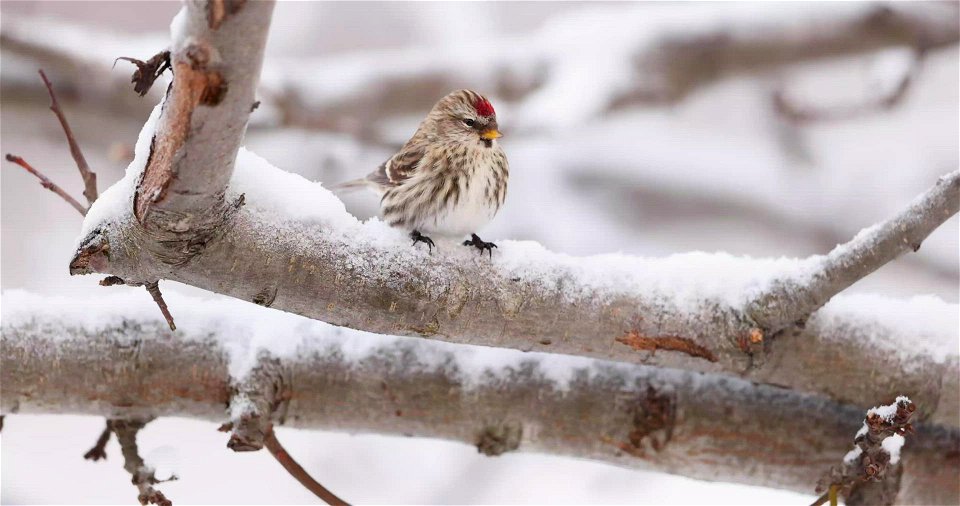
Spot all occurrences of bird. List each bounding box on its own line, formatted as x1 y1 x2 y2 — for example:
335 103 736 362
334 89 508 256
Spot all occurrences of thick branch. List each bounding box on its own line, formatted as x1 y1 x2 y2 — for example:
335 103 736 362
748 170 960 334
2 304 957 504
132 0 273 267
69 153 960 427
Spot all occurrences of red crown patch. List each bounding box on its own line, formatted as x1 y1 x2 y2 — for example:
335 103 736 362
473 98 495 117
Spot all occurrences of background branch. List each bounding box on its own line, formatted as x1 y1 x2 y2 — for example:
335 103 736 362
3 3 956 133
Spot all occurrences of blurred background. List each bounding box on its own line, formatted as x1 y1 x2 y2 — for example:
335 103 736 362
1 1 957 504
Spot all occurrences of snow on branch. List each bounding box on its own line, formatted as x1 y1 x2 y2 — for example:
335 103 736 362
68 128 960 427
2 291 958 504
813 397 917 506
748 170 960 334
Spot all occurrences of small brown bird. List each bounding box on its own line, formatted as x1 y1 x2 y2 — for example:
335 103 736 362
335 89 509 255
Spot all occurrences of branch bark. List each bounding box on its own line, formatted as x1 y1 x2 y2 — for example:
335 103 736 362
131 0 272 265
748 170 960 334
2 308 957 504
69 156 960 428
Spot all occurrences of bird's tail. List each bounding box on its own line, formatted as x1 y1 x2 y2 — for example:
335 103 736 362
329 178 372 194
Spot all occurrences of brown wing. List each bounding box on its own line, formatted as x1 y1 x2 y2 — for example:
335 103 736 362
367 140 427 188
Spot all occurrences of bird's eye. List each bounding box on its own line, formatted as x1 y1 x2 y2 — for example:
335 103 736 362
463 118 476 127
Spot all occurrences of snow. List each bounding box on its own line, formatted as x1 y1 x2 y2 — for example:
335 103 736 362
75 100 163 244
816 294 959 365
843 446 863 465
881 433 906 465
842 397 911 467
222 142 829 313
0 288 595 386
867 395 912 422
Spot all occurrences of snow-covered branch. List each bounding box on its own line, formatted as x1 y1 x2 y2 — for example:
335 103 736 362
748 170 960 334
2 291 957 504
68 125 960 427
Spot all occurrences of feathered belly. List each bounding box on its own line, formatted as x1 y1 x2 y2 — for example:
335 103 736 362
381 164 505 238
419 180 498 237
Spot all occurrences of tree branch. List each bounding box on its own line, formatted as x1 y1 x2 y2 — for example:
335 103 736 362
69 147 960 428
39 69 98 206
2 301 957 504
144 281 176 331
264 425 351 506
748 170 960 335
814 397 916 506
110 418 175 506
83 420 112 461
771 48 920 124
4 154 88 216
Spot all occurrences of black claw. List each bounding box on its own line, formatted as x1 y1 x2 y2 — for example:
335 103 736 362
463 233 497 258
410 230 435 253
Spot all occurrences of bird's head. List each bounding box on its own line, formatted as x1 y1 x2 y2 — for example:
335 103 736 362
429 90 502 147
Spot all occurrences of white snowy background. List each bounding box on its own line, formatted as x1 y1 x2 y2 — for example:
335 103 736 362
1 1 957 504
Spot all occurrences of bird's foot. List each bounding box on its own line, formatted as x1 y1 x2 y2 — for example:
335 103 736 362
463 233 497 258
410 230 435 253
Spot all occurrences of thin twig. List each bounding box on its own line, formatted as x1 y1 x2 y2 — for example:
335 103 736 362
813 397 915 506
810 485 841 506
39 69 98 206
263 425 350 506
5 154 88 216
144 281 176 331
111 418 176 506
83 420 112 461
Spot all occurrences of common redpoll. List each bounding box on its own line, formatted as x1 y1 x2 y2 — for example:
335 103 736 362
335 89 508 256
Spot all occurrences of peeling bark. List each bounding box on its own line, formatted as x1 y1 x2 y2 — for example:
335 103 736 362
132 0 272 269
615 331 717 362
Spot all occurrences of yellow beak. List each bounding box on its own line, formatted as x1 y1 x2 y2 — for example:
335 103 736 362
480 129 502 140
